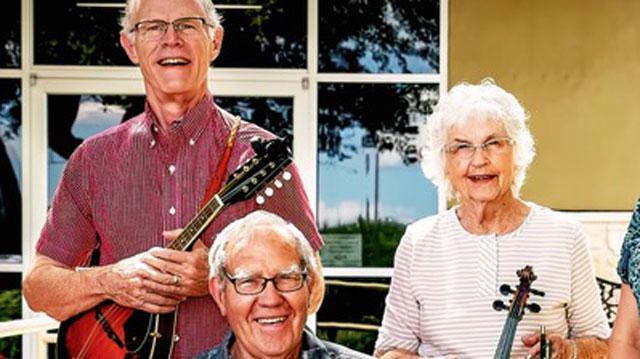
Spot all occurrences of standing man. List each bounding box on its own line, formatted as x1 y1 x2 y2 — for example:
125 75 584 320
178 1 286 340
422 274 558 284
23 0 322 358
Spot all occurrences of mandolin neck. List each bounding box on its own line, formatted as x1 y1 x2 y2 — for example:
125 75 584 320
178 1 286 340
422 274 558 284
167 196 225 251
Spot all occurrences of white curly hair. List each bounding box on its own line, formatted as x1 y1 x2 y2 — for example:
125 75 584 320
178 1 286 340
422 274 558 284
419 78 536 200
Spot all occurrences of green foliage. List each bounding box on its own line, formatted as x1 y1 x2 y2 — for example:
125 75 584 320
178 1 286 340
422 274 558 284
0 289 22 358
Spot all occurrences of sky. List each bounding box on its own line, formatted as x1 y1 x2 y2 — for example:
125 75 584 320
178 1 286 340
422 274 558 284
318 125 438 228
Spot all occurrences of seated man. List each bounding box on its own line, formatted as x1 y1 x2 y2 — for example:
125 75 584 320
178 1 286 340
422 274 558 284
198 210 371 359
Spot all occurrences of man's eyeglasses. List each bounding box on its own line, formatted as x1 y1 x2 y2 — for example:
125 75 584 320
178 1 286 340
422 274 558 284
129 17 214 41
444 137 514 160
223 268 308 295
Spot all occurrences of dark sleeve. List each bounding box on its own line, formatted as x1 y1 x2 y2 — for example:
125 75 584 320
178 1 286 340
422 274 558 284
618 198 640 308
36 144 98 267
618 199 640 284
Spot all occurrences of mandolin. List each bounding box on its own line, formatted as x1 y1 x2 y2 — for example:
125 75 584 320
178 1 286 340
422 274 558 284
56 137 293 359
492 265 544 359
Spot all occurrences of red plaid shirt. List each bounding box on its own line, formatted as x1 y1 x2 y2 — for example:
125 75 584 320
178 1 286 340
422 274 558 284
37 95 322 358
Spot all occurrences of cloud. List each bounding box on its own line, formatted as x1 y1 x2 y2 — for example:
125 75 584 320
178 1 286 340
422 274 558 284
318 200 363 228
377 150 403 167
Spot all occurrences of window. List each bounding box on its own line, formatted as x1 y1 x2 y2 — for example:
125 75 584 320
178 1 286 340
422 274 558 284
214 0 307 68
0 0 20 68
34 0 128 66
0 80 21 260
14 0 446 356
319 0 439 73
317 83 439 267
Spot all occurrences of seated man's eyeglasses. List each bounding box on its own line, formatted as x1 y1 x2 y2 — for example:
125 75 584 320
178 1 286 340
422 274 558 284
129 17 214 41
223 267 308 295
444 136 514 160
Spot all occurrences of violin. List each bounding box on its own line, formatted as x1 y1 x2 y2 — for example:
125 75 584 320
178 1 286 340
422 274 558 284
493 265 545 359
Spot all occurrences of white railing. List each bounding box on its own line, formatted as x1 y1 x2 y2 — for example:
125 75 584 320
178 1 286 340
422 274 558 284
0 316 58 358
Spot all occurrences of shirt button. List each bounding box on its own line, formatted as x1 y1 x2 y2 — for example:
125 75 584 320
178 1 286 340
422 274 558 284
169 165 176 174
149 139 156 148
169 206 176 215
189 138 196 146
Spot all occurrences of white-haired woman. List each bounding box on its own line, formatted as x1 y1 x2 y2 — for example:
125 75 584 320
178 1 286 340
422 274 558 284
375 80 609 358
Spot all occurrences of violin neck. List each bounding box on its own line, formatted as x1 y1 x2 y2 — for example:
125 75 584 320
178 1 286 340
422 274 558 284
494 316 519 359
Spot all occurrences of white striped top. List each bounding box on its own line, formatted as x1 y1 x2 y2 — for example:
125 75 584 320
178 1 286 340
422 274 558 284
375 203 610 359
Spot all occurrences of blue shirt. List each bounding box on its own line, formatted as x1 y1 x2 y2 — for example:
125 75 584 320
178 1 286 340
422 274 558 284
618 198 640 314
194 327 372 359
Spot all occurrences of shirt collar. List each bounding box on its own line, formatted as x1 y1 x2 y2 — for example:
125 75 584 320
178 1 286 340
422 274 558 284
143 94 221 145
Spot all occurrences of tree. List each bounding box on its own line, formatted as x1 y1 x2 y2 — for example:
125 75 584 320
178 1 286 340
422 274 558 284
319 0 439 73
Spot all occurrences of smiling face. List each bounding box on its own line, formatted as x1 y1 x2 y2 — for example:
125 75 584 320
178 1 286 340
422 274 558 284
120 0 223 103
444 117 516 205
210 228 309 359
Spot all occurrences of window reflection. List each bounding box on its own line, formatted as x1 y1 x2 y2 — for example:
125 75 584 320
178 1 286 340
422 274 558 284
316 277 390 355
0 0 20 68
0 80 21 258
213 96 293 135
214 0 306 68
34 0 129 66
317 83 439 267
319 0 439 73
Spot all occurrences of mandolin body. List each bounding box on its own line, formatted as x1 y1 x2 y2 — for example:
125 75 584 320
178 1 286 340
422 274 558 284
57 301 177 359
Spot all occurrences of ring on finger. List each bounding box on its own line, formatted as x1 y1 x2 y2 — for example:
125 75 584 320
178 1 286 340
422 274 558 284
172 274 180 285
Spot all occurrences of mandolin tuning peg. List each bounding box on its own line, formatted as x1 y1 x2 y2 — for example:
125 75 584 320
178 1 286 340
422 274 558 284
530 288 545 297
256 195 265 205
499 284 514 296
526 303 541 313
282 171 292 181
274 179 283 188
265 187 274 197
492 300 508 312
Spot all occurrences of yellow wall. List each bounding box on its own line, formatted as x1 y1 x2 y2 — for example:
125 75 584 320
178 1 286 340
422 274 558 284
449 0 640 210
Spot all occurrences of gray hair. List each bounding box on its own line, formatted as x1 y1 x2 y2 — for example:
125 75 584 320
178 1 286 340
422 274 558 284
208 210 324 312
119 0 221 39
419 78 536 199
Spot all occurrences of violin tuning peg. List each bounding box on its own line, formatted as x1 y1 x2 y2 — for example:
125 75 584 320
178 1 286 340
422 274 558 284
282 171 292 181
492 300 508 312
499 284 514 296
526 303 541 313
530 288 545 297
